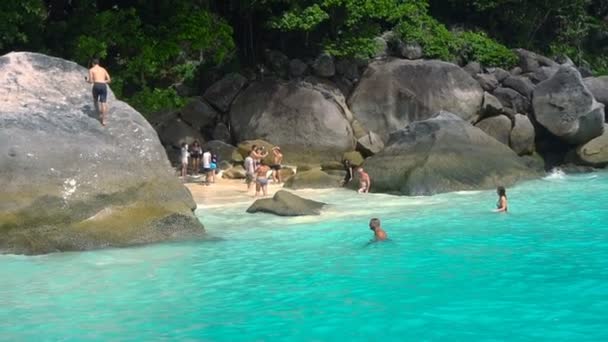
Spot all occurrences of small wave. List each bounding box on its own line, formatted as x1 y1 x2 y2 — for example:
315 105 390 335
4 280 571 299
543 168 567 180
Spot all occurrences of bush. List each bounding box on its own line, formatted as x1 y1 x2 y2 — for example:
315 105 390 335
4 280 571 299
455 31 517 68
127 88 186 116
394 12 457 61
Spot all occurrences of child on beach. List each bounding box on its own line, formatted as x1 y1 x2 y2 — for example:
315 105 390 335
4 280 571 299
180 143 189 178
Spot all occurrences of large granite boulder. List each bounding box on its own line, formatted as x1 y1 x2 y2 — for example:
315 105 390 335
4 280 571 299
0 52 204 255
205 140 238 164
230 79 355 163
362 111 537 195
475 73 499 92
180 98 219 131
284 169 342 190
312 53 335 77
493 87 530 114
576 125 608 166
246 190 326 216
475 115 512 146
513 49 558 73
584 76 608 108
533 66 605 144
503 76 535 99
203 73 247 112
158 119 204 148
356 131 385 157
510 114 535 155
348 59 483 140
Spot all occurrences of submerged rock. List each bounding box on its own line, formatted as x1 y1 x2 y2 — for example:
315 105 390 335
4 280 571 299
363 111 537 195
247 190 326 216
0 52 204 255
349 58 483 141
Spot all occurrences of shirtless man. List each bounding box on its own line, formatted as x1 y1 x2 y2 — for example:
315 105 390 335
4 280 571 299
357 167 371 193
87 58 111 126
270 146 283 183
369 218 387 241
255 161 271 197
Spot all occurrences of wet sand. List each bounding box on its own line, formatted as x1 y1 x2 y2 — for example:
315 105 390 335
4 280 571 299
184 177 284 207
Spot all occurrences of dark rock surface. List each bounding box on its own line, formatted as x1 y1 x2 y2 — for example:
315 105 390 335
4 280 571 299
576 125 608 166
584 76 608 108
475 115 512 146
0 52 204 255
349 59 483 140
230 79 355 163
362 111 537 195
510 114 536 155
202 73 247 112
533 66 605 144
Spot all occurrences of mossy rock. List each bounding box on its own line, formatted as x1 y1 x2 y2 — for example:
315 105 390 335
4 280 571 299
343 151 365 166
321 161 344 171
223 165 246 179
296 164 318 172
351 119 368 140
284 169 342 190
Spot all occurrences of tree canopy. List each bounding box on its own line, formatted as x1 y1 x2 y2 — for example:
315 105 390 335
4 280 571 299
2 0 607 114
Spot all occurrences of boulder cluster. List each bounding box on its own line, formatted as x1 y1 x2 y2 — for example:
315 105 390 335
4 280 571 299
154 43 607 195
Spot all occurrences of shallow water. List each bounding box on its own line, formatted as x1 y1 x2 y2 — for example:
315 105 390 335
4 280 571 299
2 171 608 341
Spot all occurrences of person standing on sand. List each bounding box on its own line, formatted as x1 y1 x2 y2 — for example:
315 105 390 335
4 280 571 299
357 168 371 193
255 161 271 197
180 143 189 179
202 148 214 185
189 140 202 175
270 146 283 183
87 58 111 126
369 218 387 241
244 154 255 191
495 186 508 213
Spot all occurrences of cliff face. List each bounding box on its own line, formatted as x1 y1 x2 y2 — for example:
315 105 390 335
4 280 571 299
0 52 204 255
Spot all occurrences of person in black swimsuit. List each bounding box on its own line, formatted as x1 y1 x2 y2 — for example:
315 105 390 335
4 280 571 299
87 58 111 126
341 159 353 186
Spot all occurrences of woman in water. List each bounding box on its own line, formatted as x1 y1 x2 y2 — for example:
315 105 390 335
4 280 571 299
495 186 508 212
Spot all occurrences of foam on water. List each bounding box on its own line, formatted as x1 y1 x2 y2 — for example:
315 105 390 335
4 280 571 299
2 173 608 341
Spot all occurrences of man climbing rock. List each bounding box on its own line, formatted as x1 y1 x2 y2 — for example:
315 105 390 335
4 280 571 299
87 58 111 126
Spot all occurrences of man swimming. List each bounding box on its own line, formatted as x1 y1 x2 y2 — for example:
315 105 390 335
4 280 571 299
369 218 387 241
87 58 111 126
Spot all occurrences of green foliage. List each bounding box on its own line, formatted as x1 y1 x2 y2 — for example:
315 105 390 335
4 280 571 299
394 8 456 61
127 88 186 116
455 31 517 68
270 4 329 31
0 0 46 49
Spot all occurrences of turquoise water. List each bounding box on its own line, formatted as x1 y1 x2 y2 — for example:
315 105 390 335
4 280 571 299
2 171 608 341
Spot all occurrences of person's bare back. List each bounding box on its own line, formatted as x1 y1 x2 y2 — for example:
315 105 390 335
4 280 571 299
87 59 111 126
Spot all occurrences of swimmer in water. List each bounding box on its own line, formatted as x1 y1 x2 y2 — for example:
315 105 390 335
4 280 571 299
369 218 387 241
495 186 508 213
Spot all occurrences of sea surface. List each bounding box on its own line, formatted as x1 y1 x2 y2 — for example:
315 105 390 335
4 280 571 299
2 170 608 341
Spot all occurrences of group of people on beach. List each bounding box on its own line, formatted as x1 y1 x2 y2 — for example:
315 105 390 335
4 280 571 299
244 145 283 197
180 141 218 185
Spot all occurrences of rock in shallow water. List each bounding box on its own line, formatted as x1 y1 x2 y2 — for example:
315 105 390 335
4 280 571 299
0 52 204 255
247 190 326 216
362 111 538 195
